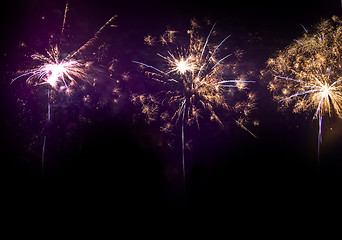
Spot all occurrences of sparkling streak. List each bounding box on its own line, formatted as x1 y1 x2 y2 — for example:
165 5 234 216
132 60 166 74
211 53 232 70
300 24 308 33
68 14 117 59
209 35 231 60
200 23 216 60
318 115 323 161
61 1 69 34
181 100 186 186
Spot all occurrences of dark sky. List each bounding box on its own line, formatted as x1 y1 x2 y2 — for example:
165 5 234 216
1 0 342 218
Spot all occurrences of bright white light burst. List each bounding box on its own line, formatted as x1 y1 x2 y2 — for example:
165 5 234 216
13 45 89 91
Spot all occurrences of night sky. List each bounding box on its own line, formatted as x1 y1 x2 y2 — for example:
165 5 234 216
1 0 342 221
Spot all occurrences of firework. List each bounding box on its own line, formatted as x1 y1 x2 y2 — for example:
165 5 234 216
12 1 117 175
134 22 256 128
12 11 117 92
266 16 342 160
133 20 257 183
12 45 90 92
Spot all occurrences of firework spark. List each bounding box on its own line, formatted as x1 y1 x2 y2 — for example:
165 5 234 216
12 10 117 92
61 0 69 35
267 16 342 160
12 1 117 175
134 20 257 183
12 45 90 92
134 22 256 129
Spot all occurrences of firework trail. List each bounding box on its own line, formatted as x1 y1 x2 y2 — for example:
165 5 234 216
61 0 69 35
133 20 257 185
266 16 342 162
12 2 117 176
68 15 117 59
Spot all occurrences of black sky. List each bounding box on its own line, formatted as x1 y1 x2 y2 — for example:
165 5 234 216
1 0 342 219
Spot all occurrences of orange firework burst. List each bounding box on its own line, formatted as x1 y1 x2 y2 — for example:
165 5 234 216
266 16 342 159
133 20 257 183
134 21 257 130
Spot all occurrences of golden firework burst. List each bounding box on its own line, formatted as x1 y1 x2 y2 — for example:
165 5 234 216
134 21 256 130
266 15 342 158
